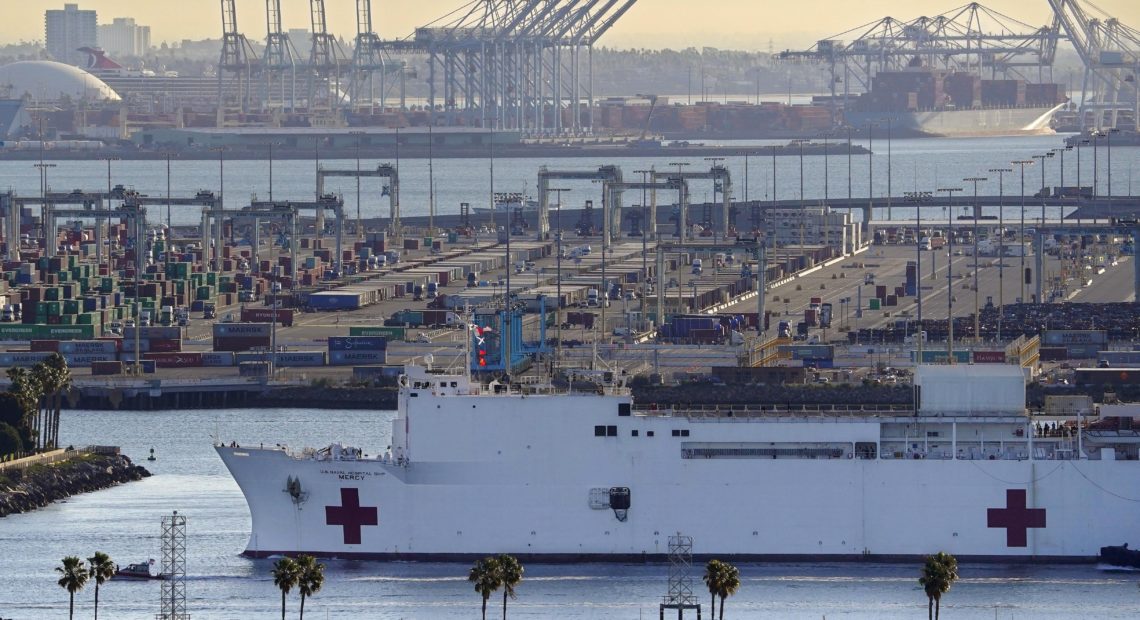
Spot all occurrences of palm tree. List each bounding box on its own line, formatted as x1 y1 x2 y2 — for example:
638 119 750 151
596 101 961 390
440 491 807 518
715 562 741 620
44 353 71 449
56 556 89 620
271 557 299 620
468 557 502 620
30 362 57 450
494 554 524 620
919 552 959 620
87 551 116 620
7 366 42 449
703 559 725 618
295 554 325 620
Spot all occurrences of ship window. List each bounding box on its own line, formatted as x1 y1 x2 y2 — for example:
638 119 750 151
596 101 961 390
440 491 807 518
647 431 655 437
672 429 681 437
607 425 618 437
631 430 639 437
594 425 606 437
926 431 940 437
410 392 419 397
618 403 631 417
681 429 690 437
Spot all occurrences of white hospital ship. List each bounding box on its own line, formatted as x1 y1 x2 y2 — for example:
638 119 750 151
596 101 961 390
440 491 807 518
216 364 1139 561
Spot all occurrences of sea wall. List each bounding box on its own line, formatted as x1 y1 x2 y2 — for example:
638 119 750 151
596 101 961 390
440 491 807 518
0 454 151 517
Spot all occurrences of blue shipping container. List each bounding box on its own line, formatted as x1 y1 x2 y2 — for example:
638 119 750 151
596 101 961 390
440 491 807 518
309 292 365 310
328 336 388 351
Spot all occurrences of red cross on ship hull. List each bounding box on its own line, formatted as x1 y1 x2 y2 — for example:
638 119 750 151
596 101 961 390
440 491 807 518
326 488 379 545
987 489 1046 547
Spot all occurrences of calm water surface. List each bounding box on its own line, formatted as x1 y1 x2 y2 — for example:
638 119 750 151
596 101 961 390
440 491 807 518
0 407 1136 619
4 134 1139 229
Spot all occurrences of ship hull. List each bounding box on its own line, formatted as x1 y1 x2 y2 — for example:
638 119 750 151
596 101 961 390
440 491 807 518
217 389 1139 562
846 104 1065 138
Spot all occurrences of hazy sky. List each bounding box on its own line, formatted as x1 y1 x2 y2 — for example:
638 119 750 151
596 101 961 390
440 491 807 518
7 0 1140 51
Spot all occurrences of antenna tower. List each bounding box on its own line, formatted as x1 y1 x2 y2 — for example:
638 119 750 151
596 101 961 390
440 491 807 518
156 511 189 620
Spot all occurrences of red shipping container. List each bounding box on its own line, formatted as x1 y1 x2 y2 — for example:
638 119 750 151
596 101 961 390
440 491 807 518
147 339 183 352
91 360 123 375
212 336 271 352
30 340 60 352
972 350 1007 364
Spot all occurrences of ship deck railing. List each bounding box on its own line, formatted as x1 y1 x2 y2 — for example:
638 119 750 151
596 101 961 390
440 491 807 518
633 403 914 419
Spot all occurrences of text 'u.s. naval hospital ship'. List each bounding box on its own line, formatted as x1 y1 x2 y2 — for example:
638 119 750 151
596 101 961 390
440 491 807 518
216 362 1139 562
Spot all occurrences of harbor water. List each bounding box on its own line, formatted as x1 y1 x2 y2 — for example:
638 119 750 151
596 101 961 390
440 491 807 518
4 135 1140 229
0 407 1138 619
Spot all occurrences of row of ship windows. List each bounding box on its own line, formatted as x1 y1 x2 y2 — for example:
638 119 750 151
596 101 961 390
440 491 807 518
593 425 689 438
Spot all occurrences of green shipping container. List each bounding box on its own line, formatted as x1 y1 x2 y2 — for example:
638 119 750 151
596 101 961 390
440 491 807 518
197 286 213 301
868 298 881 310
0 324 37 340
349 326 407 340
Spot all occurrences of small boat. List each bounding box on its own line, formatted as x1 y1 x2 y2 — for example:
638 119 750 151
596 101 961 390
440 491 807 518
116 559 163 580
1099 544 1140 570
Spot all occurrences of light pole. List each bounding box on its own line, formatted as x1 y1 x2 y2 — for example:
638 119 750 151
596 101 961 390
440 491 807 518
350 130 364 240
1092 130 1101 200
210 146 226 271
668 161 690 239
1107 127 1120 216
1051 146 1071 225
549 187 570 367
964 176 987 344
704 156 725 240
846 125 853 202
884 117 892 221
904 190 932 359
1012 159 1034 303
937 187 963 362
867 121 877 226
1076 138 1090 227
989 167 1012 342
1032 153 1052 228
634 168 652 305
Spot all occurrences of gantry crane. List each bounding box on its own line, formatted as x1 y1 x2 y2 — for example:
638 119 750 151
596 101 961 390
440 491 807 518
263 0 302 113
1047 0 1140 130
217 0 259 124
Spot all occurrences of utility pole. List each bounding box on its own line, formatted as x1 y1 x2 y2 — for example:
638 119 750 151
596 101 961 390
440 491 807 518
964 176 987 345
989 167 1012 342
937 187 963 363
1012 160 1034 303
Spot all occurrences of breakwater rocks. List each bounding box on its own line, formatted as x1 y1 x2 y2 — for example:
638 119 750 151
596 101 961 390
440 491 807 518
0 454 151 517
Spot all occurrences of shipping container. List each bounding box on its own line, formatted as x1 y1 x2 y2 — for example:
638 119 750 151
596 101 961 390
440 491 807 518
910 349 971 364
308 291 368 310
240 307 295 327
328 350 388 366
1042 330 1107 346
213 323 273 338
348 326 407 340
142 352 204 368
1098 351 1140 366
59 340 119 355
200 351 236 367
234 351 327 367
971 350 1007 364
62 352 117 367
328 336 388 351
0 351 53 366
91 360 123 376
212 336 272 352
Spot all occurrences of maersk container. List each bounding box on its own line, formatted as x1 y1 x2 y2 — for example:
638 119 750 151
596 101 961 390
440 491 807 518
213 323 272 338
62 352 117 367
235 351 327 367
328 350 387 366
200 351 236 367
308 291 366 310
58 340 118 355
328 336 387 351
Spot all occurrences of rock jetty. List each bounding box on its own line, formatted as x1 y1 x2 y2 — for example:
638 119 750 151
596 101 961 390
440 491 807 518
0 454 151 517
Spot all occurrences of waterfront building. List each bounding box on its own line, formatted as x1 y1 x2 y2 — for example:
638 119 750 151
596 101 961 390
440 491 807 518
45 3 98 67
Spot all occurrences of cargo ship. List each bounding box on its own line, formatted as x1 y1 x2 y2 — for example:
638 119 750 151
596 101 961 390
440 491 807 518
844 61 1068 138
216 361 1140 562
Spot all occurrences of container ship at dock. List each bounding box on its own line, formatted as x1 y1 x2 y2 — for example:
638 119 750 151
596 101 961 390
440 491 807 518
842 61 1068 138
216 362 1140 562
